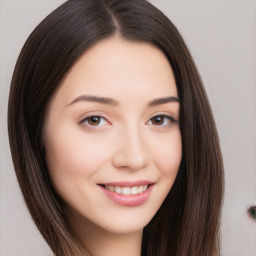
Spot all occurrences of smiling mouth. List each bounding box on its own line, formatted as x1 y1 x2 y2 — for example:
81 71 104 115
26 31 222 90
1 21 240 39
100 185 150 196
98 182 154 206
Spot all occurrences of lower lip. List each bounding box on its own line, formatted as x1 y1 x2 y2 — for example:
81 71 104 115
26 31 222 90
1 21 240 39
99 185 154 207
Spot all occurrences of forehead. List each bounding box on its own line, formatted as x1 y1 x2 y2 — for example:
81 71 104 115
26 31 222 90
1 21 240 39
54 36 178 105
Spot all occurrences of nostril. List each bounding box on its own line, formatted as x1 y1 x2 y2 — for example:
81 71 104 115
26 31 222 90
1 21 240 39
247 206 256 222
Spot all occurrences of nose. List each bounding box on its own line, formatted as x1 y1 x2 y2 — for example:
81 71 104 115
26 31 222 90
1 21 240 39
112 126 150 171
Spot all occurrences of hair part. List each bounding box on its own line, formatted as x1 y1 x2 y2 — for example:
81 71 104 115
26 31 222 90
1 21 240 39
8 0 224 255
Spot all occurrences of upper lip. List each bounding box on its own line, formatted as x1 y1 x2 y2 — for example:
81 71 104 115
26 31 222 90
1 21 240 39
99 180 154 187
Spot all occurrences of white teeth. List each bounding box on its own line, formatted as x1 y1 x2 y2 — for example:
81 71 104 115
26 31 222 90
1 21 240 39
138 186 144 193
130 186 138 195
109 186 115 192
115 186 122 194
105 185 149 195
122 187 130 195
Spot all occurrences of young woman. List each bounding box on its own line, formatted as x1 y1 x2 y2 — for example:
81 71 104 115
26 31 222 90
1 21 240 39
8 0 224 255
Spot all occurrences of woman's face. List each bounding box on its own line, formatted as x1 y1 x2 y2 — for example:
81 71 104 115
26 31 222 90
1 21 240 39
43 36 182 236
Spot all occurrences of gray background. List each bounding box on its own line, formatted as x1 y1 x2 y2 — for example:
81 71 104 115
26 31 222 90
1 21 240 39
0 0 255 255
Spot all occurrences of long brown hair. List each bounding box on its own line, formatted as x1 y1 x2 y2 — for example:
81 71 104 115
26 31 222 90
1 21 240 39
8 0 224 255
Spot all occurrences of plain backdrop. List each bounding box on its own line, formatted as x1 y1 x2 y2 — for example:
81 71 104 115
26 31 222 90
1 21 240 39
0 0 256 255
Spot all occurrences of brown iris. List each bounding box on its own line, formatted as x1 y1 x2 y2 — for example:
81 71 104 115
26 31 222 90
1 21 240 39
87 116 101 125
151 116 164 125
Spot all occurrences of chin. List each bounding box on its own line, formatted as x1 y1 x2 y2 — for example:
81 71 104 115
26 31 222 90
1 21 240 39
98 214 151 235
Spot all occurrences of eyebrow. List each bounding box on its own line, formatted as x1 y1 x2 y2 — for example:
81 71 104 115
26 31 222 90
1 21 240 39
66 95 179 107
66 95 118 107
148 96 179 106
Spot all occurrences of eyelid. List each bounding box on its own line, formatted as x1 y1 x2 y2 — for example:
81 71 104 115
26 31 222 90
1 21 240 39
78 111 178 131
149 111 178 121
79 115 109 124
146 112 178 126
78 111 110 122
78 112 112 130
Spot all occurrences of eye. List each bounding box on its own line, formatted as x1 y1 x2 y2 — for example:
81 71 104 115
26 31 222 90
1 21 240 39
147 114 177 126
79 115 110 128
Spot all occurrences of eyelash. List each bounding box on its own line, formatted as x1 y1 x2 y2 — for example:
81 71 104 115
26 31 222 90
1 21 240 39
79 114 177 130
147 114 177 126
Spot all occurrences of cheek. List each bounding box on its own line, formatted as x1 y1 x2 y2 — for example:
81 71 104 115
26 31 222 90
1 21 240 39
44 124 110 185
151 129 182 177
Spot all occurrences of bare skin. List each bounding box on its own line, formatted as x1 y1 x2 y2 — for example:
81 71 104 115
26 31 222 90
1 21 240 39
43 36 182 256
